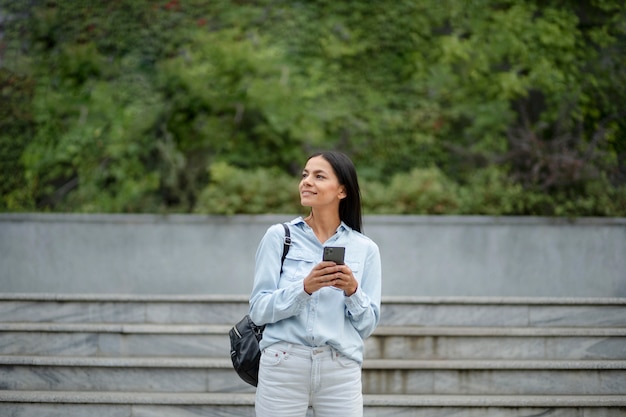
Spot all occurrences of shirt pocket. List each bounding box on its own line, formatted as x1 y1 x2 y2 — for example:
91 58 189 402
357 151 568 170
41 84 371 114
281 249 316 283
345 260 361 280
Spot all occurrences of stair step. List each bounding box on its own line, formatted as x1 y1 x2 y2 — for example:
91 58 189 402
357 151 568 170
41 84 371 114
0 355 231 368
374 326 626 336
368 326 626 360
3 322 625 360
1 391 625 417
364 394 626 407
4 355 625 369
0 323 230 357
2 294 625 413
5 322 625 336
0 294 248 325
0 323 231 333
0 390 256 405
364 359 626 370
362 359 626 396
2 356 624 395
380 297 626 327
0 355 250 394
2 294 625 327
2 390 626 406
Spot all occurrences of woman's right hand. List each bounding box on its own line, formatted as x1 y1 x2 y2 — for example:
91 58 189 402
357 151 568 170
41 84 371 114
303 261 345 295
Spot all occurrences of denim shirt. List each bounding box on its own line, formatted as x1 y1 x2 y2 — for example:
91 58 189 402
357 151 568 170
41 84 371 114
249 217 382 364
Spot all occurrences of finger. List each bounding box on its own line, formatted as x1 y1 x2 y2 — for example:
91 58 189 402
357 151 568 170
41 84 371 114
337 265 352 274
319 266 339 277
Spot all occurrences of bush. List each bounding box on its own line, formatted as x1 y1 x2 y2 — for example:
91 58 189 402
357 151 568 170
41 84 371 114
194 162 302 215
362 168 460 215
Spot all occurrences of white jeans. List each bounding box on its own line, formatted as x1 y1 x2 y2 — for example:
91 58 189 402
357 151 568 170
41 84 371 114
255 342 363 417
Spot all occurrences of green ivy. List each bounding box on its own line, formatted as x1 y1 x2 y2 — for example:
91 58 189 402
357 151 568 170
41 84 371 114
1 0 624 216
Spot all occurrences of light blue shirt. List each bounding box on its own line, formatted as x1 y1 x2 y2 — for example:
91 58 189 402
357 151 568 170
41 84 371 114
249 217 382 364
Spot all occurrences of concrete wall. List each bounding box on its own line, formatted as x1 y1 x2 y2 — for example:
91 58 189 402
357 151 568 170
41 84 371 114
1 213 625 297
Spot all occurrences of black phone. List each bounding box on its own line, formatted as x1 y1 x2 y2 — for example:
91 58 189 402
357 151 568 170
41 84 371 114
323 246 345 264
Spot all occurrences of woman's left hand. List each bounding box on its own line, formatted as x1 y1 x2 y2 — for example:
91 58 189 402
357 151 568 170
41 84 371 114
331 264 358 296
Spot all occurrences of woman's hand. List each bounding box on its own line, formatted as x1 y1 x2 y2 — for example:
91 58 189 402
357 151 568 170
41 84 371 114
303 261 358 296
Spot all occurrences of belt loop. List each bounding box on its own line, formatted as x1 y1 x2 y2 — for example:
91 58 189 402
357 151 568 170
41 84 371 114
284 343 292 359
329 345 338 361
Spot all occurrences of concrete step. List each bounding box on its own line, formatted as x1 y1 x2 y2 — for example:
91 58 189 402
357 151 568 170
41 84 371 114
0 323 230 357
0 294 248 325
380 296 626 327
2 322 625 360
1 294 625 414
361 359 626 395
0 356 252 394
1 391 625 417
366 326 626 360
2 355 625 395
2 294 625 327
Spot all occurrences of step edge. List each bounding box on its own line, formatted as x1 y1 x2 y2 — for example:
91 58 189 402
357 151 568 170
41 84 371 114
1 391 625 407
0 323 232 334
2 323 624 336
0 356 232 368
363 359 626 370
0 293 249 303
365 394 626 407
1 356 625 370
2 293 626 305
373 326 626 336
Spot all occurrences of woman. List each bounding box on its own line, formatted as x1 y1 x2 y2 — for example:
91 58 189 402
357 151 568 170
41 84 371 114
249 151 382 417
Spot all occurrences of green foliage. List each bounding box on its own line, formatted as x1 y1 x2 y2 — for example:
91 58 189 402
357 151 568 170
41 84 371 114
194 162 301 215
0 69 35 210
1 0 625 216
193 164 626 216
20 60 164 212
158 27 305 168
363 168 461 215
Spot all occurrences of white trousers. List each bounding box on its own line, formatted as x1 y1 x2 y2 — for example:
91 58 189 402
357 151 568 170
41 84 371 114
255 342 363 417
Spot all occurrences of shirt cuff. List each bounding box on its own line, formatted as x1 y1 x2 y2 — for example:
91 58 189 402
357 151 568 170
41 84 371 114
344 287 369 315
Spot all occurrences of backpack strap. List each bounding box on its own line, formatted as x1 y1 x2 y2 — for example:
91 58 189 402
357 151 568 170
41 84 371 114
280 223 291 272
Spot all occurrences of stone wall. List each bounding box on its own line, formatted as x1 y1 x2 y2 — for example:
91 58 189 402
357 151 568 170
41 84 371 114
1 214 624 297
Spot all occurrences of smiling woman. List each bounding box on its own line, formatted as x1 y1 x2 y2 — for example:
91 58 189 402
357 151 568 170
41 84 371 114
249 151 382 417
299 156 347 240
301 152 363 235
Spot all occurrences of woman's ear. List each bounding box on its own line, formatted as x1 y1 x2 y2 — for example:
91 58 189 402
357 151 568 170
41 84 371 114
338 186 347 200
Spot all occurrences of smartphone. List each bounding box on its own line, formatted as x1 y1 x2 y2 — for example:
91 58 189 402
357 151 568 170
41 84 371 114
323 246 345 265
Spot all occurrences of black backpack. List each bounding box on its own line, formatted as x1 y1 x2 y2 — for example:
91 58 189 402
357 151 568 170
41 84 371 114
229 223 291 387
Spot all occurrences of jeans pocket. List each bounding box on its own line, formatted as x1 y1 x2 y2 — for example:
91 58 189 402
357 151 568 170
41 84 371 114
335 354 360 369
260 348 286 367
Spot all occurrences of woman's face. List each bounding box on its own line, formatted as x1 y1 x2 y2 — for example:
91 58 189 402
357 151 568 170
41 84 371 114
300 156 346 209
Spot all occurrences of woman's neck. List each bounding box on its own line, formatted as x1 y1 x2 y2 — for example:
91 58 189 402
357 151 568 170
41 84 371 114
304 211 341 244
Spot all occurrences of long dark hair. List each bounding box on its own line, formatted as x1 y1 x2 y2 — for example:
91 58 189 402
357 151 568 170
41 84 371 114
307 151 363 233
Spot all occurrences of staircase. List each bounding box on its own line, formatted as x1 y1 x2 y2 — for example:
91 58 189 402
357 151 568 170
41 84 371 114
1 293 625 416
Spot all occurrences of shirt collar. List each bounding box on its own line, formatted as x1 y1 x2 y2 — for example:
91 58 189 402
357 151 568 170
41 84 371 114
291 216 351 233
